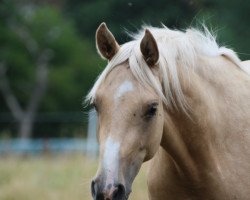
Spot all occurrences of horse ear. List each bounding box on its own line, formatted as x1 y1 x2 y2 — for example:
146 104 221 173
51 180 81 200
96 22 120 60
140 29 159 67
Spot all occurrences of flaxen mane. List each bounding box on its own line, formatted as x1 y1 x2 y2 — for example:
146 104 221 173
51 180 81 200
86 25 246 111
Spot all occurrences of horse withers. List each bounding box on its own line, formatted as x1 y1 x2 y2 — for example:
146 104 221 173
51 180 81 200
87 23 250 200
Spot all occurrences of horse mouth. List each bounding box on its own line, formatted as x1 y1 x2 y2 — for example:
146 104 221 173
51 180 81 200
91 192 130 200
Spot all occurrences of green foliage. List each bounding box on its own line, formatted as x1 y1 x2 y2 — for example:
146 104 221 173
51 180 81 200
64 0 199 43
0 1 103 137
1 0 249 138
65 0 250 60
200 0 250 60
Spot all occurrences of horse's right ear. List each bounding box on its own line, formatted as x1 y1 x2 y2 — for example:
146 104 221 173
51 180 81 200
96 22 120 60
140 29 159 67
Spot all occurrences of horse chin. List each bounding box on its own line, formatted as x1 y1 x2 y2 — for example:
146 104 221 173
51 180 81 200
124 191 131 200
125 187 132 199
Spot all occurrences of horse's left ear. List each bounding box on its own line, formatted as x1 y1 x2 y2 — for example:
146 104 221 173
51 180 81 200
96 22 120 60
140 29 159 67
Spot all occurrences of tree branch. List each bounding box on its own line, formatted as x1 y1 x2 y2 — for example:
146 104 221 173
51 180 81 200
9 21 38 57
8 22 53 119
26 49 53 117
1 15 53 138
0 62 23 120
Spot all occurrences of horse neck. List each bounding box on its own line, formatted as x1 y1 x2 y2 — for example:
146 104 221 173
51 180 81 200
160 55 245 182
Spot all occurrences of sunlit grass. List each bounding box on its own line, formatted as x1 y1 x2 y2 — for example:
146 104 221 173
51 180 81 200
0 155 148 200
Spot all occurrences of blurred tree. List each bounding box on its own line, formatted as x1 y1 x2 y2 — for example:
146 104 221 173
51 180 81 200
0 0 102 138
64 0 200 44
64 0 249 60
200 0 250 60
1 0 249 139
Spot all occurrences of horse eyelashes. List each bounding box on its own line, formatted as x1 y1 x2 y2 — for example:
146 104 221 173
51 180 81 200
144 102 158 119
91 102 98 112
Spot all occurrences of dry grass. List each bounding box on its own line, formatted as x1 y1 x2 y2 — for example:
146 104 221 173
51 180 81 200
0 154 148 200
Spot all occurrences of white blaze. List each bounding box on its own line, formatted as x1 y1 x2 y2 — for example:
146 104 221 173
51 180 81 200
103 137 120 184
114 80 134 102
101 81 133 184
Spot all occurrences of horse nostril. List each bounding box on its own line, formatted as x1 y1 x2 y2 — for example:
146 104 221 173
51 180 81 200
91 180 96 198
91 180 105 200
91 180 125 200
113 184 125 200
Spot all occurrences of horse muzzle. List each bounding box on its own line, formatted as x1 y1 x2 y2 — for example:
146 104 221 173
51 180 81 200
91 179 129 200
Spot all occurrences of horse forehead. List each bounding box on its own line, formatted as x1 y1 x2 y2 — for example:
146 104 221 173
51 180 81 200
114 80 134 100
99 65 138 97
97 64 156 103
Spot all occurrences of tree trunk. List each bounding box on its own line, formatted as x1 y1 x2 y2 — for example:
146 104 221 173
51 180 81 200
0 23 51 139
18 115 34 140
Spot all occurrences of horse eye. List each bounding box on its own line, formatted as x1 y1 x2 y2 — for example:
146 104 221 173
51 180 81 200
145 102 158 118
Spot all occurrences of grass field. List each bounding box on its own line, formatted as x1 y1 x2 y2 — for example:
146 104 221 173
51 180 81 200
0 154 149 200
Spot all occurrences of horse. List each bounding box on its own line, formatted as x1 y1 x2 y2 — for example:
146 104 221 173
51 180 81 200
86 22 250 200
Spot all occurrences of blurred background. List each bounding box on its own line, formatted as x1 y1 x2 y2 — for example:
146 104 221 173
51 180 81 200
0 0 249 199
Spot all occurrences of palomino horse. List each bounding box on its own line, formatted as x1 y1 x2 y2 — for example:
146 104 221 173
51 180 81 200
87 23 250 200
